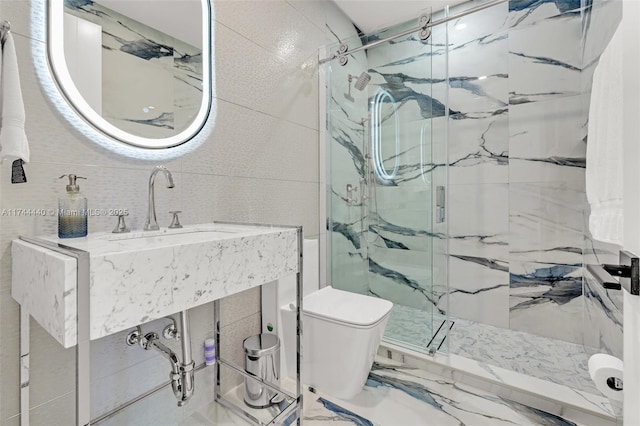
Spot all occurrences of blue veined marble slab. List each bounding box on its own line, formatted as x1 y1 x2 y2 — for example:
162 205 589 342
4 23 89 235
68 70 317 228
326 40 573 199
448 315 598 394
509 96 585 183
327 0 621 351
305 357 590 425
448 109 509 185
509 13 582 104
384 304 599 396
509 261 584 343
583 270 623 358
510 0 583 29
306 398 377 426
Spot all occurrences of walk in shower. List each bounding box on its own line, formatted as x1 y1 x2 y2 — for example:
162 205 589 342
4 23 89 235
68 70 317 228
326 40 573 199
327 6 450 353
326 0 623 418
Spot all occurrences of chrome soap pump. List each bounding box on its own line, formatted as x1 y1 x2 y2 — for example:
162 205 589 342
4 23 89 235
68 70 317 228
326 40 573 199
58 174 88 238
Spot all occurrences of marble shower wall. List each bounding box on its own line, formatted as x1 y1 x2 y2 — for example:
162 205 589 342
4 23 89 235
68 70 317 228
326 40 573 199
328 0 621 346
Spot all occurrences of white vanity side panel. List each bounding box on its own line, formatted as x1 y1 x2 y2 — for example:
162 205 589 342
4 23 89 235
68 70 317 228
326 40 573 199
11 240 78 348
90 229 299 339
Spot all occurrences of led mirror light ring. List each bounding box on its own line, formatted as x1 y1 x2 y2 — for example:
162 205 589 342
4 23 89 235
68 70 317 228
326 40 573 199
371 89 399 181
32 0 216 161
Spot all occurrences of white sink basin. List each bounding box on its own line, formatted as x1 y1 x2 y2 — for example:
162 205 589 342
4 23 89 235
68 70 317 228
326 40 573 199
12 222 299 348
102 225 242 242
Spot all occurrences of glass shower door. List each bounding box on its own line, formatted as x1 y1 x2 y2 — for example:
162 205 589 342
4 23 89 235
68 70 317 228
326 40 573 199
327 11 449 354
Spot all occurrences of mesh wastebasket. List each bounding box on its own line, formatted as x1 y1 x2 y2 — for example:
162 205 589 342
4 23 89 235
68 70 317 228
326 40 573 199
243 333 281 408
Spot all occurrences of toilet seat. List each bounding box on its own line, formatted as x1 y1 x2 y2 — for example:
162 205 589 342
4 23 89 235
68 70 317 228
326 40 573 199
303 286 393 329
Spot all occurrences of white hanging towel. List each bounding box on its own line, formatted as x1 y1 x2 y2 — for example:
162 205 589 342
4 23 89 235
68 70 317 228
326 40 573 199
0 32 30 163
586 24 623 246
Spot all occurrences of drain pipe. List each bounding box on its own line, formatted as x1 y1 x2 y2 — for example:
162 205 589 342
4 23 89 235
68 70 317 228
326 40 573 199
178 310 195 406
126 311 195 406
141 332 183 400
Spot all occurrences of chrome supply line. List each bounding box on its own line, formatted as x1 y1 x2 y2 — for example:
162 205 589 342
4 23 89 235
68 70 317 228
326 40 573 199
319 0 509 66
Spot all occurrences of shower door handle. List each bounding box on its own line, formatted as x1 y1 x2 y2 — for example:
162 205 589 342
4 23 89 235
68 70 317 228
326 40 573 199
436 186 445 223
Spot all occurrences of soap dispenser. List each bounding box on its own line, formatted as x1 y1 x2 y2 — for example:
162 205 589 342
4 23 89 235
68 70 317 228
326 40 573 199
58 174 88 238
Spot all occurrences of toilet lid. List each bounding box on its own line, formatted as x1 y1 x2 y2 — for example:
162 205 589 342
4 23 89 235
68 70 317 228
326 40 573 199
303 287 393 327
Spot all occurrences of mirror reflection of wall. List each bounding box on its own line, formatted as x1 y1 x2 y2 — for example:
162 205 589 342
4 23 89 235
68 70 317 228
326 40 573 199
63 0 203 138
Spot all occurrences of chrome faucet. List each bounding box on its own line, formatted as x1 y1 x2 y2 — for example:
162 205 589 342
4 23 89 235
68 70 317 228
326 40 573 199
144 166 175 231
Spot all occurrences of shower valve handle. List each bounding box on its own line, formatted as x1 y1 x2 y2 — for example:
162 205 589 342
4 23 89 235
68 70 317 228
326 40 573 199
346 184 358 206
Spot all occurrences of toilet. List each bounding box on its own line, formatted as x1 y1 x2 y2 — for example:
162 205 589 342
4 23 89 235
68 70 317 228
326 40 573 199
296 286 392 399
261 240 393 400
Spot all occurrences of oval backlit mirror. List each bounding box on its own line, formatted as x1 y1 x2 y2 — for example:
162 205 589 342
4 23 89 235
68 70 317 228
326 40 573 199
34 0 215 160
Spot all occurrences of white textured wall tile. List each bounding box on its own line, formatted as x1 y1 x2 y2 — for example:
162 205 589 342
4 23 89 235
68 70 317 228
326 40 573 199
183 99 318 183
0 291 20 419
1 0 33 41
215 23 318 130
215 0 325 67
97 383 184 426
28 392 76 426
219 312 261 395
285 0 327 33
28 317 76 411
182 173 319 238
324 0 361 46
220 287 260 327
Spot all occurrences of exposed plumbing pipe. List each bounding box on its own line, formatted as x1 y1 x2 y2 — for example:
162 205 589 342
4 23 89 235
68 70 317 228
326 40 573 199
178 310 195 405
141 332 183 401
127 310 195 406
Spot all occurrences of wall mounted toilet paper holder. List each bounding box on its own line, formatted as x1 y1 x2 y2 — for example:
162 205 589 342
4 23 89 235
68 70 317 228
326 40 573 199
587 250 640 295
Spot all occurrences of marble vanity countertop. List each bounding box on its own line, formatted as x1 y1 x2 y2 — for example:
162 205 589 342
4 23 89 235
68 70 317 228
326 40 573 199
12 223 299 348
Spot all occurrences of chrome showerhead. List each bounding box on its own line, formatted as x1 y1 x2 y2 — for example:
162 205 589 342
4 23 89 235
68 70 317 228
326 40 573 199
353 72 371 91
344 72 371 102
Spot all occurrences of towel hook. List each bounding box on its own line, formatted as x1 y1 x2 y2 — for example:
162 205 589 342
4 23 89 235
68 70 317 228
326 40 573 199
1 20 11 45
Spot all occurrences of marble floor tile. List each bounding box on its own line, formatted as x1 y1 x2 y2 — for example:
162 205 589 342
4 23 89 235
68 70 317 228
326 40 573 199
181 357 591 426
305 358 589 426
383 304 599 395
